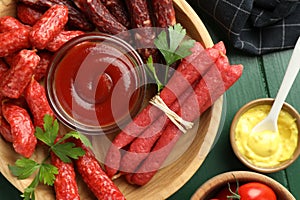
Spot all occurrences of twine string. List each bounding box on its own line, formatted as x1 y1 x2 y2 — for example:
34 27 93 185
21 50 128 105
149 95 194 133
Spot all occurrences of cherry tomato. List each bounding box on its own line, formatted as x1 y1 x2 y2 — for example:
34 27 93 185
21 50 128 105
210 182 277 200
238 182 276 200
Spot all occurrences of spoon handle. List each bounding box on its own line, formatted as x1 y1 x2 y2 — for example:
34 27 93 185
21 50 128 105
269 36 300 120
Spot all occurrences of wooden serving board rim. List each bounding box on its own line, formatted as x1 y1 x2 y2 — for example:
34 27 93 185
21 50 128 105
191 171 296 200
0 0 224 199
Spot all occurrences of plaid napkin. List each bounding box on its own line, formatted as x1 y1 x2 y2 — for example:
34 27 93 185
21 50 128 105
188 0 300 55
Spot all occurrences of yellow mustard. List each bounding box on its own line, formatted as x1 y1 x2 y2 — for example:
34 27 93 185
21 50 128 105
235 105 298 167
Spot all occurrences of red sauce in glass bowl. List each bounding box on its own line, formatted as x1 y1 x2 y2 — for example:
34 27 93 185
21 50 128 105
46 33 146 134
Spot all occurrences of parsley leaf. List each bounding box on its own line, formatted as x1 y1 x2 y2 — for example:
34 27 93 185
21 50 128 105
35 115 59 146
59 131 92 149
35 115 91 163
9 158 58 200
51 142 85 163
8 158 40 179
38 163 58 186
9 114 93 200
146 23 195 92
154 23 195 66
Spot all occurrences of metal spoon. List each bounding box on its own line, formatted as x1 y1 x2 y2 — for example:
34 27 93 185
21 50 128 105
251 36 300 135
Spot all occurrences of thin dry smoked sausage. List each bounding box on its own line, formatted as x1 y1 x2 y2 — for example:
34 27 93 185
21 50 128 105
125 0 157 61
2 103 37 158
46 30 84 52
19 0 95 31
0 103 13 143
29 4 68 49
51 137 80 200
131 62 243 185
104 42 222 178
0 16 29 32
0 49 40 99
24 78 55 129
119 43 227 176
0 58 8 76
0 28 30 58
100 0 131 28
80 0 128 35
33 51 53 81
151 0 176 28
73 139 126 200
17 3 44 26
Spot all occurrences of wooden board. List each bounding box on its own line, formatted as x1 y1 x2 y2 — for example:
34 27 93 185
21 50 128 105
0 0 224 199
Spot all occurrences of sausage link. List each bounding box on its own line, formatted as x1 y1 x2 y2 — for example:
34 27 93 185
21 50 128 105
49 0 95 31
0 49 40 99
124 44 231 184
73 0 85 10
131 63 243 186
0 101 13 143
24 78 55 129
17 3 44 26
119 43 222 177
120 83 193 175
0 16 29 32
73 139 126 200
46 30 84 52
159 43 213 105
29 4 68 49
3 53 16 66
0 116 13 142
63 0 95 31
104 42 217 178
0 59 8 99
100 0 131 28
81 0 128 35
19 0 95 31
2 103 37 158
0 28 31 58
0 58 9 77
19 0 52 9
50 138 80 200
34 51 53 81
5 97 29 111
125 0 152 29
125 0 157 61
151 0 176 28
212 40 226 54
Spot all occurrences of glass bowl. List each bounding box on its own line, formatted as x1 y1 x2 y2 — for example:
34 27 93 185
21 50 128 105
45 32 147 135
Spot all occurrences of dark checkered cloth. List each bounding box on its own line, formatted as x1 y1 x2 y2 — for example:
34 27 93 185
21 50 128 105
188 0 300 55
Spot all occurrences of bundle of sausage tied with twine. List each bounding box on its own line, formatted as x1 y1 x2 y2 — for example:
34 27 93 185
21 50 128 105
102 2 244 186
104 42 243 185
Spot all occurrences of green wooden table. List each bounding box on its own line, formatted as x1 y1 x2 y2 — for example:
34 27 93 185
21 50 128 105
168 5 300 200
1 3 300 200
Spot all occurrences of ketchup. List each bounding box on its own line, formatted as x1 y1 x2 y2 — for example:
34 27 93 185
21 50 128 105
54 41 141 128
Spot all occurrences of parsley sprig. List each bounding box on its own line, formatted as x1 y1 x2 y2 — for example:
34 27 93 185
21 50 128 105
8 115 92 200
146 23 195 92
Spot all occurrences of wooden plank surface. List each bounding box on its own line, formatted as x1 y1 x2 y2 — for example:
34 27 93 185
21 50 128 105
168 3 300 200
1 1 299 200
263 50 300 200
